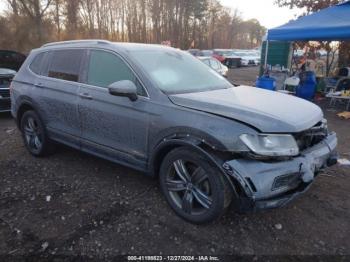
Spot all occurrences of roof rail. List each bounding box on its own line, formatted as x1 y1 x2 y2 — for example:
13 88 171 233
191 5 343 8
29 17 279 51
42 39 111 48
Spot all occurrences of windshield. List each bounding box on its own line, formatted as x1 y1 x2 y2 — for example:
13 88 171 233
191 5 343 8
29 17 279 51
130 49 232 94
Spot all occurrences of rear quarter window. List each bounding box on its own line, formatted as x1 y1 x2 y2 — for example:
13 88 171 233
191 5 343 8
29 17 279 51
29 52 45 75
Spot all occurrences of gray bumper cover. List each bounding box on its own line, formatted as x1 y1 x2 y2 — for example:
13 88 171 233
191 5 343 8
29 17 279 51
224 132 338 211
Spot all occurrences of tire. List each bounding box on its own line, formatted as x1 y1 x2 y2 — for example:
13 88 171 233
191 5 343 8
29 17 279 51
20 110 55 157
159 147 233 224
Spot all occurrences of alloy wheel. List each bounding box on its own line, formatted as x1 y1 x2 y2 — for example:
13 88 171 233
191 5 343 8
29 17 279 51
23 116 43 152
165 159 213 215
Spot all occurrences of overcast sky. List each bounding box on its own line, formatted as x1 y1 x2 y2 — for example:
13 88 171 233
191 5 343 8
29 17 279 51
219 0 302 29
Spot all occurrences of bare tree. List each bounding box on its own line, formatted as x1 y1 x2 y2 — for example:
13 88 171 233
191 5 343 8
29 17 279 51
0 0 267 52
17 0 53 43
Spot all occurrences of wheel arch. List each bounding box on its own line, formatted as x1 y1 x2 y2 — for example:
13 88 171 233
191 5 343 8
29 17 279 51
16 100 36 128
15 97 46 129
149 138 240 198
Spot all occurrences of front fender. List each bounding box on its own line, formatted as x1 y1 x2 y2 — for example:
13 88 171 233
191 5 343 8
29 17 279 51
148 138 239 197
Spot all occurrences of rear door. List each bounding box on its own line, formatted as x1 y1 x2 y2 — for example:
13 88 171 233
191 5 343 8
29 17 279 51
36 49 85 145
78 49 150 168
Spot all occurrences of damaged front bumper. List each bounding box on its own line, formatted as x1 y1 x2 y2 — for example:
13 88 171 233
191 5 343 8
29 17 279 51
223 132 338 211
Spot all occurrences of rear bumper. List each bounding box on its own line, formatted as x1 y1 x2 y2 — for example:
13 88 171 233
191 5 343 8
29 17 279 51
223 132 338 211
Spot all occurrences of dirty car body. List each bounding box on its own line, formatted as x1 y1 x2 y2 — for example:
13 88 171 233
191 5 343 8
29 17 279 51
11 40 337 223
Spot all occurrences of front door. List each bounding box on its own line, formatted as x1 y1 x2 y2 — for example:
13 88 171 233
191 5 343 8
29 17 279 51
79 49 150 169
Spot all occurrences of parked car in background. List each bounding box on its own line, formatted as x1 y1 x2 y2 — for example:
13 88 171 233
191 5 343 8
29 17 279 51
187 49 201 57
0 50 26 71
198 56 228 77
212 49 241 68
247 50 261 64
232 50 260 66
12 40 338 224
0 50 26 112
294 49 305 58
0 68 16 112
198 50 214 57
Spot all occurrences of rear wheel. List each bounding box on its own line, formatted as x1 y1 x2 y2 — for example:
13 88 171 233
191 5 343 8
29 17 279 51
159 147 232 224
20 110 55 157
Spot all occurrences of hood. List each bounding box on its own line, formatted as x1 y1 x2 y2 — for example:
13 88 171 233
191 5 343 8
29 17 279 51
0 68 16 76
169 86 323 133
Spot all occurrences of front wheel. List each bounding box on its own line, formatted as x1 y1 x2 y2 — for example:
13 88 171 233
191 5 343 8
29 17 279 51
159 147 232 224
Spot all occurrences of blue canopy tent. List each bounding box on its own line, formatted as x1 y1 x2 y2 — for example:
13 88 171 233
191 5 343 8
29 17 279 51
264 1 350 66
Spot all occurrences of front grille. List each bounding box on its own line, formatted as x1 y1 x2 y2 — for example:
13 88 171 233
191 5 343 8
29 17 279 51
0 88 10 98
0 98 11 111
294 120 328 151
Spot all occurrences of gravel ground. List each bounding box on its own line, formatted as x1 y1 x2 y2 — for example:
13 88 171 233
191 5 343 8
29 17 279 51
0 67 349 260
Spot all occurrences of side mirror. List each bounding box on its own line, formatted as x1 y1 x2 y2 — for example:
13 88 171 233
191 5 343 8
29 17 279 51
108 80 138 101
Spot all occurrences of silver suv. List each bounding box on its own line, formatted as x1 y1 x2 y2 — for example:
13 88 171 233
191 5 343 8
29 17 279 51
11 40 338 224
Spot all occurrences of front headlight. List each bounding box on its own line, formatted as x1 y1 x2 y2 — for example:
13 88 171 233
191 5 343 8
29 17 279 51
239 134 299 157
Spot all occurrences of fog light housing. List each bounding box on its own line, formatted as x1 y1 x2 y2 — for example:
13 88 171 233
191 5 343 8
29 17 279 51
272 173 301 191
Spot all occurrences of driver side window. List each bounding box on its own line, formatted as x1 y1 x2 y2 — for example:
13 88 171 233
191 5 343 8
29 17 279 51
87 50 147 96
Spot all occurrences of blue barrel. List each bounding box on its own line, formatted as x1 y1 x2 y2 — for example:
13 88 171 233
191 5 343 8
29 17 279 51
296 71 316 100
256 76 276 91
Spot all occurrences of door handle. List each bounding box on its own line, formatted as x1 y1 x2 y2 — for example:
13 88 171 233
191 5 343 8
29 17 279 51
79 93 93 100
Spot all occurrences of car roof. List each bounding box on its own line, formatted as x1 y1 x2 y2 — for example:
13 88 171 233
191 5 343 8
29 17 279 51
0 68 17 76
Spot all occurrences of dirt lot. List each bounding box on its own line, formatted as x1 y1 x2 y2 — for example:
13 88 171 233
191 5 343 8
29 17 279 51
0 67 349 260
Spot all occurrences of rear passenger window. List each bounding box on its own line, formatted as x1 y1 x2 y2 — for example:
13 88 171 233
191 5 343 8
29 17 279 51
29 52 45 74
87 50 146 96
48 49 84 82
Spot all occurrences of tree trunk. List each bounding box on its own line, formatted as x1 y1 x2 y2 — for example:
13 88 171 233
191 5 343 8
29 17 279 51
33 0 43 43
